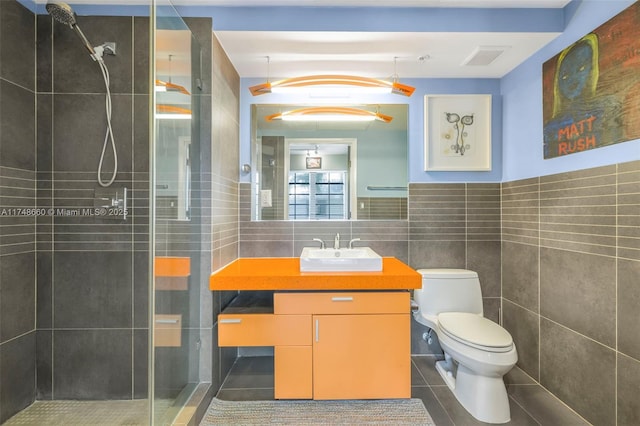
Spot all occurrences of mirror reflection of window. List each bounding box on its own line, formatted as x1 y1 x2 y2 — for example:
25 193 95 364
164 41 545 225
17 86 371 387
288 171 347 220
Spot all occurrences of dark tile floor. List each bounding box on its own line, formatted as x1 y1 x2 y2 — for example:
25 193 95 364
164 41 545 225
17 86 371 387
216 355 590 426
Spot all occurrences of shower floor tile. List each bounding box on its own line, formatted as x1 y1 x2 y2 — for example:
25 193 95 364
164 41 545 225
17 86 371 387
4 400 154 425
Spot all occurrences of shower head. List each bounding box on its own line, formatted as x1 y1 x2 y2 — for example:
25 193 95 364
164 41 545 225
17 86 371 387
46 1 77 27
46 1 97 57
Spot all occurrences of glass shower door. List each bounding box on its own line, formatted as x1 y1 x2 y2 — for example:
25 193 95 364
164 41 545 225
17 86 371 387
151 2 202 423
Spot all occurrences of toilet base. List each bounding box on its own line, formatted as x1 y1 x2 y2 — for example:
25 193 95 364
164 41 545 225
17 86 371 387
436 360 511 424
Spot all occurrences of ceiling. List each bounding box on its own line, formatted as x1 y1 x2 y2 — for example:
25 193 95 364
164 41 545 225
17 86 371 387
38 0 572 79
208 0 571 79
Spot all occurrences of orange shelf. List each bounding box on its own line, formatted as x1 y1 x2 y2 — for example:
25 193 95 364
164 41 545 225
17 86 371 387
155 256 191 277
209 257 421 291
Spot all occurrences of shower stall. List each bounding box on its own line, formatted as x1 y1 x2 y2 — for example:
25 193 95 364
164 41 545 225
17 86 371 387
0 0 229 424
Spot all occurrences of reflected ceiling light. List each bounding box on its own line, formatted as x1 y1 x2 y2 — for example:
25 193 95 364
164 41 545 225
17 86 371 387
156 55 190 95
265 107 392 123
155 79 190 95
156 104 192 120
250 75 414 97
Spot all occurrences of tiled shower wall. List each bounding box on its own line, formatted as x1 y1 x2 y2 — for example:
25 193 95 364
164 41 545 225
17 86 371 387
34 12 150 401
501 160 640 426
0 1 37 422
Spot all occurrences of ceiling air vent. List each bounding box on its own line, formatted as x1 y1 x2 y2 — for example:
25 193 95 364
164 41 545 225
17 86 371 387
462 46 510 66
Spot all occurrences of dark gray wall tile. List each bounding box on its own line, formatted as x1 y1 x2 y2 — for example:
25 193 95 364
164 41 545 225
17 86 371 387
503 299 539 380
133 251 149 328
482 297 500 324
37 94 53 173
409 240 466 270
36 252 52 329
133 17 150 95
467 240 501 297
0 332 36 424
502 241 539 312
352 220 409 262
52 94 132 174
618 353 640 426
467 183 501 241
53 329 132 399
0 252 36 342
507 384 588 425
0 0 35 90
134 329 148 399
36 15 52 93
540 248 615 346
618 259 640 360
618 161 640 261
411 319 444 356
53 251 132 328
52 16 132 94
0 80 35 170
501 178 539 246
540 318 615 426
293 221 352 254
133 94 150 174
36 330 52 400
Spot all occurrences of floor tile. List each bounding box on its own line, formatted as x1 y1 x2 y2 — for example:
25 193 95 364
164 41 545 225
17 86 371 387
215 354 588 426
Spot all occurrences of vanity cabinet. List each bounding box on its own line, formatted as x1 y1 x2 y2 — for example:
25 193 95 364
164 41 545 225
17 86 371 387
211 257 421 399
218 291 411 400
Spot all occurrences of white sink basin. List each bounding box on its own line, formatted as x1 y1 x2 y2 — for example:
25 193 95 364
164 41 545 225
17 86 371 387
300 247 383 272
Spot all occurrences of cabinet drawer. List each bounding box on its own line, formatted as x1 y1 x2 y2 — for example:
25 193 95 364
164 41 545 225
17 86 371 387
218 314 311 347
274 292 409 315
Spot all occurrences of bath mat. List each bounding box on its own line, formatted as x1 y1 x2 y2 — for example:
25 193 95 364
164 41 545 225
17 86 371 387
201 397 435 425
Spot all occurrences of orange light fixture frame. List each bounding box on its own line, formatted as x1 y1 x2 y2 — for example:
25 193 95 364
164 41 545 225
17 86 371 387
250 74 415 97
265 106 393 123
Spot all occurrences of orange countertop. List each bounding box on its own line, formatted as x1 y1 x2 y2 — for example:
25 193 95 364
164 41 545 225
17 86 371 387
209 257 421 291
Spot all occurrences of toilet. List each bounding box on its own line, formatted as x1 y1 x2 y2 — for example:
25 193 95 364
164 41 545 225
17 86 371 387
413 269 517 424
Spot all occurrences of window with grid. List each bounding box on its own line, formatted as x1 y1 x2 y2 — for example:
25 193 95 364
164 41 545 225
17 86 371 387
288 171 346 220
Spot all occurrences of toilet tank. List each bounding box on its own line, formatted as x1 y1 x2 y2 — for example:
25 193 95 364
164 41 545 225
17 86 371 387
415 269 483 316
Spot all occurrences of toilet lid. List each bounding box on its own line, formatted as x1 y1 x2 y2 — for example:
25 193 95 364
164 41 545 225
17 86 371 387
438 312 513 353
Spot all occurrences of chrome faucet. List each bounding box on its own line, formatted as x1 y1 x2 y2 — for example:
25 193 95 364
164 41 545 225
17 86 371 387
334 233 340 249
348 238 361 249
312 238 325 249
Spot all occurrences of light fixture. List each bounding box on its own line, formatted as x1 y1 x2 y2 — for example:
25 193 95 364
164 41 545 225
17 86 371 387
250 75 414 97
155 79 190 95
265 106 392 123
250 56 414 97
156 105 192 120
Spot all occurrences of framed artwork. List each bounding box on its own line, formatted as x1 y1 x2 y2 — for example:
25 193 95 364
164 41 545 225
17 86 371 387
424 94 492 171
306 157 322 169
542 1 640 159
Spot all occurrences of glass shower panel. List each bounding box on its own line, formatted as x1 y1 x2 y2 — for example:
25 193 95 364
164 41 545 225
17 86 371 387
152 3 202 424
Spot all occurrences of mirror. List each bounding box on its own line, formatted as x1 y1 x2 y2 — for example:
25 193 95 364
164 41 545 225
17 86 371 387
155 26 196 220
251 104 408 221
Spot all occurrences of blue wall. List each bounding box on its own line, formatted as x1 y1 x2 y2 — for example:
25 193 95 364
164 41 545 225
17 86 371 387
501 0 640 181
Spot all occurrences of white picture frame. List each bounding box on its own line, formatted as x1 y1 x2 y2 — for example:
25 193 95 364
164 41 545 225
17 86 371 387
424 94 492 171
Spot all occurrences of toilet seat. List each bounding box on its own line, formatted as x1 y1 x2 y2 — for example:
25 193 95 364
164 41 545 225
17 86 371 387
438 312 513 353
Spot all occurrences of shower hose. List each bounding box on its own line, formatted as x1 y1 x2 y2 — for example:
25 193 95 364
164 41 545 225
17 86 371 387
96 56 117 187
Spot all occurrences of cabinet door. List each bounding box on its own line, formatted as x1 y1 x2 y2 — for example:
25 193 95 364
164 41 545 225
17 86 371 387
313 314 411 400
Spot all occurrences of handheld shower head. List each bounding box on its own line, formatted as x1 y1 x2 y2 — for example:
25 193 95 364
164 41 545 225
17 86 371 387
46 1 96 57
45 1 77 27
